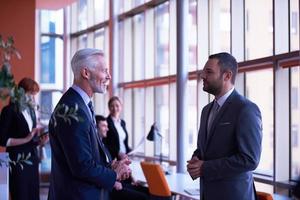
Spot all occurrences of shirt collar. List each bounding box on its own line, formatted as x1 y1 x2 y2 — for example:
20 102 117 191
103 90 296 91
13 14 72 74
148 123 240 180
111 116 121 123
72 84 92 106
215 87 234 108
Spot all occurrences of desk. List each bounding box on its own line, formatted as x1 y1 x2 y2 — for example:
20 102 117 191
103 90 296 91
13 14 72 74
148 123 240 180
131 161 200 200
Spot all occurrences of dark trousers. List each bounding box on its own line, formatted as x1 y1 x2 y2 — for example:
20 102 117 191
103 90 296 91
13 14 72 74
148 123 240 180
110 181 149 200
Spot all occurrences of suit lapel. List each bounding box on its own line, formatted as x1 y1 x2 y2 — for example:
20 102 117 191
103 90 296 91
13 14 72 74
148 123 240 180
204 90 237 151
69 88 111 164
199 104 211 155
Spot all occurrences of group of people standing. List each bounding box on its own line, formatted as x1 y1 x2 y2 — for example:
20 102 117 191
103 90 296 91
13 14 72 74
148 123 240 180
0 48 299 200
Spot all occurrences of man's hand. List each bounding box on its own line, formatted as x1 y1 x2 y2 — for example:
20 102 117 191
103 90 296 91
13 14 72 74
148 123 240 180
112 158 131 181
113 181 123 190
187 156 204 180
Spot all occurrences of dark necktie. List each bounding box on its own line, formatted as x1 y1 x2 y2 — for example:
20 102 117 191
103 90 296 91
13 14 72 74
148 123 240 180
87 101 111 163
88 101 96 126
207 100 220 135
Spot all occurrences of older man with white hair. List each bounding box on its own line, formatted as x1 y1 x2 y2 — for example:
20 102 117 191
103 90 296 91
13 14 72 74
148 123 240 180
48 48 130 200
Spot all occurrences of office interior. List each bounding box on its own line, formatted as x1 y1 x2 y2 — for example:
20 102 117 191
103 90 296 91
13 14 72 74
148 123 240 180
0 0 299 199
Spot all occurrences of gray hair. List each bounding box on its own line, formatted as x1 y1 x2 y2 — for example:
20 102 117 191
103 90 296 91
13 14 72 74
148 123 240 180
71 48 104 79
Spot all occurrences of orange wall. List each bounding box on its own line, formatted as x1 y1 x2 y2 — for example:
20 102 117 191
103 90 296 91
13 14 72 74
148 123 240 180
0 0 35 151
0 0 35 83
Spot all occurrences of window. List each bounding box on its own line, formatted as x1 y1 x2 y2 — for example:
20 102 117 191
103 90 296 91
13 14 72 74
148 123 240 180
246 69 274 176
245 0 273 59
154 85 169 157
290 0 299 51
188 0 197 71
210 0 231 54
38 9 64 122
291 66 300 180
155 2 169 77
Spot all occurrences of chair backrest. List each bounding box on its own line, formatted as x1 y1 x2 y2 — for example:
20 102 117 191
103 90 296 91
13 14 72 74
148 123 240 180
257 191 273 200
140 161 171 197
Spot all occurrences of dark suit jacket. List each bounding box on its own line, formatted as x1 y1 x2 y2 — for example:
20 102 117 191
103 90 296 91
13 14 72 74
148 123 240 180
103 115 131 160
48 88 116 200
0 103 39 200
193 90 262 200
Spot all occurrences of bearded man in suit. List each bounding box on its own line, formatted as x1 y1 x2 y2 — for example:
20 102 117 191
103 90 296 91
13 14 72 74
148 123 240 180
187 52 262 200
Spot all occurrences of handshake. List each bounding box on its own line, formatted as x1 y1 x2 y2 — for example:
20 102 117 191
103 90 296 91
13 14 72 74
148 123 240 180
110 156 132 190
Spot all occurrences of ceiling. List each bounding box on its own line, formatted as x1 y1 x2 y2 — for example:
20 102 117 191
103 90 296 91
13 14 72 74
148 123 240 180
36 0 77 10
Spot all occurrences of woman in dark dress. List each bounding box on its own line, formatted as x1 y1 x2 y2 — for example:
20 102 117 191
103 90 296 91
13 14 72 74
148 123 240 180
103 96 149 200
0 77 48 200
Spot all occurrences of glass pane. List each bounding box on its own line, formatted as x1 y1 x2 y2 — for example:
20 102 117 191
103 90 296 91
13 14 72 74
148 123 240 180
78 0 88 30
210 0 231 54
291 66 300 180
133 0 144 7
40 36 63 85
155 2 169 77
246 69 274 176
155 85 169 158
189 0 197 71
94 0 106 23
40 9 64 34
95 29 105 50
39 91 63 121
133 88 145 154
123 19 133 82
78 34 88 49
290 0 299 51
123 89 133 147
122 0 133 13
245 0 273 60
133 14 145 80
186 81 198 159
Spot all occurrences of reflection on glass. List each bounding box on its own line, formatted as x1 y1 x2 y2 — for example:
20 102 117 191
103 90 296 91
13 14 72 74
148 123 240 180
290 0 299 51
78 0 87 30
245 0 273 60
40 9 64 34
189 0 197 71
94 0 106 24
155 85 169 157
40 36 63 86
133 88 145 154
291 66 300 180
78 34 88 49
39 91 63 121
95 29 105 50
155 2 169 77
186 81 197 159
210 0 231 54
246 69 274 176
133 14 145 80
133 0 144 7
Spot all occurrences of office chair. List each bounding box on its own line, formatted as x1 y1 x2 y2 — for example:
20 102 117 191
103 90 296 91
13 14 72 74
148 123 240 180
256 191 273 200
140 161 172 200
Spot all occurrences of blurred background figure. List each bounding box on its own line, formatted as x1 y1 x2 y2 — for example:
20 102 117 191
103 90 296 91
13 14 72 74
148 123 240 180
0 77 48 200
103 96 132 160
102 97 149 200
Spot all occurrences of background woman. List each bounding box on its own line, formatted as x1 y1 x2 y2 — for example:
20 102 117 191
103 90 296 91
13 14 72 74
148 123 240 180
0 77 48 200
103 96 132 160
103 96 148 200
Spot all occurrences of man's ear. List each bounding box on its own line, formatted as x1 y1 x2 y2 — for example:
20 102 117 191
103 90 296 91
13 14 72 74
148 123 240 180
80 67 90 80
223 71 232 82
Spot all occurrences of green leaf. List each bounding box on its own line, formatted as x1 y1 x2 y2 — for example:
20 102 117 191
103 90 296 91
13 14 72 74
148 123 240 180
23 160 33 165
17 153 21 161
